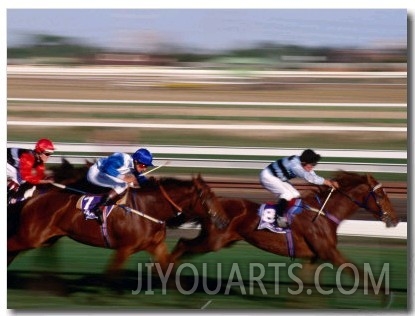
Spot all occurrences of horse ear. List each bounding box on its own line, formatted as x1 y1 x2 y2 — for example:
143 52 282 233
366 173 375 185
85 159 94 168
61 158 73 169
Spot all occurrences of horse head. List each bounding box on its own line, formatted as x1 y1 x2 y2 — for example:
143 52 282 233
333 171 400 227
364 174 400 227
49 158 90 185
191 174 229 230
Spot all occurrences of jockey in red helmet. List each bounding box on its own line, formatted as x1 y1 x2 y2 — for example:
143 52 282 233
35 138 55 154
7 138 55 203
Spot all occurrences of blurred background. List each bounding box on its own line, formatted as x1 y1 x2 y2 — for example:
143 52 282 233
7 9 407 65
7 9 407 181
6 8 408 310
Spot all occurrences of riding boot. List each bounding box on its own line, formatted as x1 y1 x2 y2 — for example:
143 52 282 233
91 189 119 223
276 199 289 228
277 199 288 216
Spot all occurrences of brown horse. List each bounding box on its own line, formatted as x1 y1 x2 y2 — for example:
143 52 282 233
7 174 227 276
169 171 400 290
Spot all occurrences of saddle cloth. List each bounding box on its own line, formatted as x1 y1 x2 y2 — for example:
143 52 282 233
76 194 128 220
257 199 303 233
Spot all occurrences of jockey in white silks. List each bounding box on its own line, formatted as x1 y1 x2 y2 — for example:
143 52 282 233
87 148 154 222
259 149 339 218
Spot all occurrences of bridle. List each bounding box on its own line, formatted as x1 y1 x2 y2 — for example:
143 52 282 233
338 182 393 225
158 180 224 226
158 184 183 216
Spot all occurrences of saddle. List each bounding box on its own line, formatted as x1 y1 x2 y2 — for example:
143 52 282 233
76 193 128 220
257 199 303 233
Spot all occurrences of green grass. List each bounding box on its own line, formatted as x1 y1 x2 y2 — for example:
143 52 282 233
8 236 407 310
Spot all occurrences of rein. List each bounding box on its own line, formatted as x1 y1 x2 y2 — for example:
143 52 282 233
158 184 183 215
310 183 385 226
158 179 224 228
337 183 384 217
317 182 385 226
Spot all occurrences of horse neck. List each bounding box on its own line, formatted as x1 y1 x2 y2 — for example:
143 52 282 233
162 181 213 222
321 188 363 223
162 183 197 215
130 182 197 221
127 188 179 221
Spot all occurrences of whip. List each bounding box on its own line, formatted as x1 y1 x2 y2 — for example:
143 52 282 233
140 161 170 176
50 182 87 194
312 187 335 222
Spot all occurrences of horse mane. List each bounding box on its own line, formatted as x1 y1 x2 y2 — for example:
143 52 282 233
332 170 367 190
49 158 90 184
158 177 191 187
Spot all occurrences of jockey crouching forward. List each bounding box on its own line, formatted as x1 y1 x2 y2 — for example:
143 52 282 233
7 138 55 203
87 148 155 223
259 149 338 227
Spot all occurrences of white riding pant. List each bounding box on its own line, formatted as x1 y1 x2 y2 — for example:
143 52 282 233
259 167 300 201
87 164 128 195
7 163 21 184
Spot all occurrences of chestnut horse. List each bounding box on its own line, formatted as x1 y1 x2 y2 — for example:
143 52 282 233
169 171 400 290
7 174 227 275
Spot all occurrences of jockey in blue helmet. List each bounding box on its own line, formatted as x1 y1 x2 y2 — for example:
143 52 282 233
131 148 154 186
87 147 155 223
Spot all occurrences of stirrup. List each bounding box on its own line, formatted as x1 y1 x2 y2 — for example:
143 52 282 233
93 207 103 223
276 216 289 228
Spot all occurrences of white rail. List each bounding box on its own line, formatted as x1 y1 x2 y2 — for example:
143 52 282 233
7 65 407 79
7 142 406 239
7 121 407 133
180 220 407 239
338 220 406 239
7 142 407 174
7 98 407 108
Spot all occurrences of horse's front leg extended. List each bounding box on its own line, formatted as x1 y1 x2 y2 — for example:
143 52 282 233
145 241 177 289
107 248 133 275
147 241 173 273
169 229 213 263
170 227 237 263
7 250 20 266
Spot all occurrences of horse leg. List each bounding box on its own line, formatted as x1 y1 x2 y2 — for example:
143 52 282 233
107 248 133 275
147 242 173 275
145 241 177 289
7 234 36 264
170 226 238 263
103 248 135 292
7 250 20 266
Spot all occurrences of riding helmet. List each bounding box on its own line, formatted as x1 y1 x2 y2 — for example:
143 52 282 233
35 138 55 154
132 148 154 166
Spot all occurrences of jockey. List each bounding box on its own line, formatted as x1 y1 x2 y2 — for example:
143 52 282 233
7 138 55 202
87 148 155 222
259 149 339 225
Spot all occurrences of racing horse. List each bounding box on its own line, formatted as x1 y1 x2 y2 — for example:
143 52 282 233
7 174 228 276
169 171 400 291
